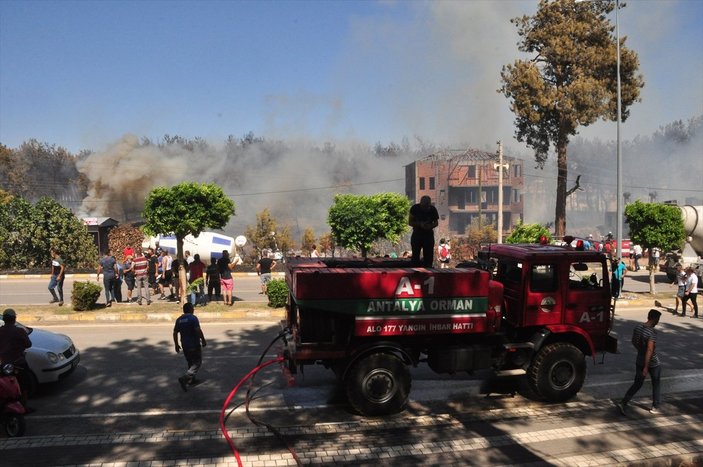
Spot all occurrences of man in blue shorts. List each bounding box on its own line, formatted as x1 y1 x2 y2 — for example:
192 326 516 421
173 302 207 391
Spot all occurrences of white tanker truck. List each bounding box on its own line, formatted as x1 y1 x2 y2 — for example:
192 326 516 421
663 205 703 281
142 232 241 262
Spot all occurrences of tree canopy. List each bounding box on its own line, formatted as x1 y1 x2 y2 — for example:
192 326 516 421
505 221 553 244
142 182 235 302
625 201 684 253
0 194 97 269
142 182 235 241
328 193 410 258
625 200 685 294
500 0 644 237
244 208 293 262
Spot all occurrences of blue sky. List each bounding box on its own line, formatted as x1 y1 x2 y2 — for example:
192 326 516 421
1 0 702 154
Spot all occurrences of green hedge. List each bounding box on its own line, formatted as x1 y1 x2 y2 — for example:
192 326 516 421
71 281 102 311
266 279 288 308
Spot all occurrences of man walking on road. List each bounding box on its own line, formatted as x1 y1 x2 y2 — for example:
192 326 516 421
48 248 65 306
173 302 207 391
256 250 276 295
682 266 699 318
617 309 662 415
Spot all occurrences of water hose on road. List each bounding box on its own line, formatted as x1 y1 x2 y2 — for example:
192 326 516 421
219 356 284 467
220 330 301 466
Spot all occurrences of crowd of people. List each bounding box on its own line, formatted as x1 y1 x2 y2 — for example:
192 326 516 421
87 246 255 307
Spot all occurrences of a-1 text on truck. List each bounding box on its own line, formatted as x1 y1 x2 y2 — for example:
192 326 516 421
281 243 618 416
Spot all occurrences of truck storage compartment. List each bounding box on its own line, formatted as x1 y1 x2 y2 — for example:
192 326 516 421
427 345 492 373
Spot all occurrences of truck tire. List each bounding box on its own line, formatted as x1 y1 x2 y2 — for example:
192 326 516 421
345 353 410 416
528 342 586 402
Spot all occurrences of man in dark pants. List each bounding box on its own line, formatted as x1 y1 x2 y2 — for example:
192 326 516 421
48 248 65 306
616 309 662 415
0 309 33 411
408 195 439 267
173 302 207 391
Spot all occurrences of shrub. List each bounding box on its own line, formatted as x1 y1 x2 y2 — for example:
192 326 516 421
71 281 102 311
266 279 288 308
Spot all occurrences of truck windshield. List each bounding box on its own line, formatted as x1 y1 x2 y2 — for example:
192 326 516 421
568 261 605 290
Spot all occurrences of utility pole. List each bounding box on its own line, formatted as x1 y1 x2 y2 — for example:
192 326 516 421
494 141 509 244
478 165 482 230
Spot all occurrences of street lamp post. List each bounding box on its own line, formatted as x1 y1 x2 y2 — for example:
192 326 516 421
614 0 623 262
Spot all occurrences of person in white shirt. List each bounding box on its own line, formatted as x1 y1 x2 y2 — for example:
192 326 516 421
310 245 320 258
682 267 699 318
633 244 643 271
673 263 686 315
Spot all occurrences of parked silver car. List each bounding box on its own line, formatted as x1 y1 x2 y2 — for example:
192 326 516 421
0 320 80 392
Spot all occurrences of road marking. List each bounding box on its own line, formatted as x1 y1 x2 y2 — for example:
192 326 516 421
587 370 703 387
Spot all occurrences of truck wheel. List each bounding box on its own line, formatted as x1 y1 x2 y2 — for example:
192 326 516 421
528 343 586 402
345 353 410 416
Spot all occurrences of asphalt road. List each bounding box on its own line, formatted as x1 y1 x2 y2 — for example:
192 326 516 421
2 309 702 466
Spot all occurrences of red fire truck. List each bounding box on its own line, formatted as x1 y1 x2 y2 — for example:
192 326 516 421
282 244 618 416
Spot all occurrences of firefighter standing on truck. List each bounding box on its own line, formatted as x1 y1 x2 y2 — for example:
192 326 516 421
409 195 439 267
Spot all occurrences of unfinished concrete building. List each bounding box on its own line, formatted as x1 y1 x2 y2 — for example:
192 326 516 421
405 149 524 236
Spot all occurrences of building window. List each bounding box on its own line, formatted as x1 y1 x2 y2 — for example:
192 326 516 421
419 177 425 190
514 165 521 177
468 165 476 178
429 177 435 190
467 188 477 204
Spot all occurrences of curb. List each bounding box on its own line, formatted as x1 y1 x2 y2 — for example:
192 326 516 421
20 308 286 325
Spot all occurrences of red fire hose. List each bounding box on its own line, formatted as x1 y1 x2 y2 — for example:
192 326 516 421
219 356 284 467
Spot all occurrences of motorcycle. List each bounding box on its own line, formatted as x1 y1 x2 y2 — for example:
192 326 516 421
0 363 26 437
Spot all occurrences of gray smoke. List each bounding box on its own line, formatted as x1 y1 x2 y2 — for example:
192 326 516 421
76 134 427 238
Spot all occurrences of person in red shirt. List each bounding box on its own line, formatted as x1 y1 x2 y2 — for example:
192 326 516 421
123 246 134 259
132 251 151 305
188 254 207 306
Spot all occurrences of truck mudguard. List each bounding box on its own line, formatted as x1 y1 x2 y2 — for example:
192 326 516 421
540 324 596 357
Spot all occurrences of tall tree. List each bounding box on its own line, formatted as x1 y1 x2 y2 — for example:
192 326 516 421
300 227 317 257
328 193 410 258
244 209 294 261
625 201 685 294
142 182 235 303
500 0 643 237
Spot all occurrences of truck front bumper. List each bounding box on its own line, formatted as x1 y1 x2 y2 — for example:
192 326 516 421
605 331 618 354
